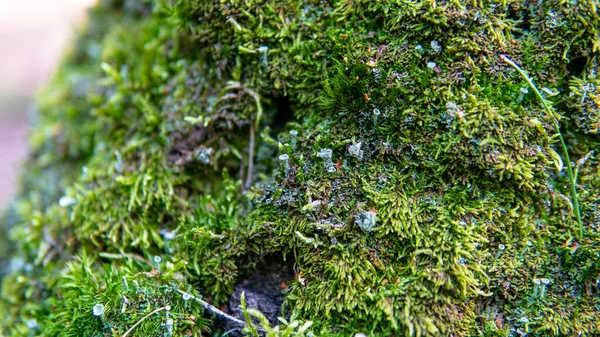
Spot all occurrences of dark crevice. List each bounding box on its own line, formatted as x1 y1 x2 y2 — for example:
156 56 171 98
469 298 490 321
506 3 531 39
213 254 296 335
566 55 588 76
266 95 295 134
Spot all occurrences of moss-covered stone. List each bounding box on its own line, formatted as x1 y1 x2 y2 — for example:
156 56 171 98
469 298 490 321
1 0 600 336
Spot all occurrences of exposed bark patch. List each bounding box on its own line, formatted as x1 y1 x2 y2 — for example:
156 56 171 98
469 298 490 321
167 124 210 166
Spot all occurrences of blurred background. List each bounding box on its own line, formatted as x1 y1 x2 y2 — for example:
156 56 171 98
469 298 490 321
0 0 94 211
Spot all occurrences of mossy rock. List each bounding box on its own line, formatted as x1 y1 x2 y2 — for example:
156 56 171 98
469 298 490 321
1 0 600 336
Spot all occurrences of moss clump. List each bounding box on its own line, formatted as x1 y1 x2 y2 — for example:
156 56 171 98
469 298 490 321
1 0 600 336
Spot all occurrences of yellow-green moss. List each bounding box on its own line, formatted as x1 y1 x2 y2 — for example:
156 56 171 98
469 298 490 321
1 0 600 336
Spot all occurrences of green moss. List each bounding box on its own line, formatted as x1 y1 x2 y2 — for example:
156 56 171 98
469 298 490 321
2 0 600 336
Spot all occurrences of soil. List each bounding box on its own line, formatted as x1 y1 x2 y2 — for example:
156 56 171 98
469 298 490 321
215 255 296 335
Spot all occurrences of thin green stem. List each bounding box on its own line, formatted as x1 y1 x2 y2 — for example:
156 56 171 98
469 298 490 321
501 55 583 239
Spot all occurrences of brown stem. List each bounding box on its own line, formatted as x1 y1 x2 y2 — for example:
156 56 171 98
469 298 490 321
245 124 255 189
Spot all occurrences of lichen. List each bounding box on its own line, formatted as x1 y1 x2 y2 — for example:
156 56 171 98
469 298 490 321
1 0 600 336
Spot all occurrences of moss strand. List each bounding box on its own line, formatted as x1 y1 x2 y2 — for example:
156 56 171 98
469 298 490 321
501 54 584 239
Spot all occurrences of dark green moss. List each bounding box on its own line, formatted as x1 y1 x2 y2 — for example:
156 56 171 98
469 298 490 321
1 1 600 336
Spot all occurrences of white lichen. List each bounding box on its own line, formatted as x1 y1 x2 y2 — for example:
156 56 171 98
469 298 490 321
165 318 174 336
317 148 336 173
26 319 38 330
279 154 291 175
92 303 104 317
518 87 529 102
355 210 377 231
348 142 364 160
58 196 77 207
258 46 269 66
289 130 299 150
430 40 442 54
195 147 214 165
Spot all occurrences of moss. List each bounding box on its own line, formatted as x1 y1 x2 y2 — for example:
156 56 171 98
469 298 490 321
1 0 600 336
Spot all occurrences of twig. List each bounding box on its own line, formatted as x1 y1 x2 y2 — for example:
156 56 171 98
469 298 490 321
121 306 170 337
501 54 583 239
99 252 150 265
175 289 260 330
217 82 263 189
220 82 263 128
245 123 255 189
